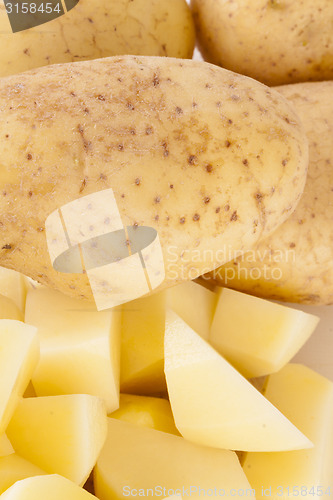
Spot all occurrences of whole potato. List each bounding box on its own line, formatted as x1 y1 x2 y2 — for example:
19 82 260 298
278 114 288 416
0 56 308 301
209 82 333 305
191 0 333 86
0 0 195 77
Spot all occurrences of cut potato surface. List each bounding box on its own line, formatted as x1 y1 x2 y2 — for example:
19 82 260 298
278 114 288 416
243 364 333 495
0 455 46 495
0 268 26 313
6 394 107 486
0 295 22 322
120 293 166 394
110 394 180 435
25 288 121 413
94 418 252 499
0 56 308 301
0 320 39 436
0 436 13 459
166 281 217 340
0 474 98 499
165 310 312 451
210 288 319 377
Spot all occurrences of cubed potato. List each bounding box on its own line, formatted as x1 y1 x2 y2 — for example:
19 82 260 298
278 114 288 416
0 320 39 435
120 293 166 394
0 436 13 459
0 295 22 321
243 364 333 495
166 281 217 340
0 474 98 499
165 310 312 452
6 394 107 486
210 288 319 377
0 268 26 313
25 288 121 413
0 455 46 495
94 418 252 499
110 394 179 435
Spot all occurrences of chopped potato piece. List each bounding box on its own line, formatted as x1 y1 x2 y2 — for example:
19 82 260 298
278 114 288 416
25 288 121 413
165 310 312 451
243 364 333 495
0 320 39 435
0 436 13 459
120 293 166 394
110 394 179 435
0 455 46 495
210 288 319 377
166 281 217 340
0 295 22 321
6 394 107 486
94 418 252 499
0 474 98 499
0 268 26 313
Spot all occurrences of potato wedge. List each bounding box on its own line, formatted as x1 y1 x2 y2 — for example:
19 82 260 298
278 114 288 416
210 82 333 304
191 0 333 86
0 56 308 302
0 0 195 77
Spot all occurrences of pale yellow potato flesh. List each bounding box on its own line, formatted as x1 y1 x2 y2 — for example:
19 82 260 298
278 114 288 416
164 310 312 452
0 435 13 459
0 474 98 499
6 394 107 486
0 268 26 313
0 295 22 321
0 320 39 436
243 364 333 495
210 288 319 378
0 0 195 77
166 280 217 340
191 0 333 86
25 287 121 413
210 82 333 304
0 455 46 495
109 394 180 435
0 56 308 302
120 292 166 394
94 418 252 499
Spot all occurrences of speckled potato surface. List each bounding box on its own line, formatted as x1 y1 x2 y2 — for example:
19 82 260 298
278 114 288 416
0 0 194 77
210 81 333 305
191 0 333 86
0 56 308 301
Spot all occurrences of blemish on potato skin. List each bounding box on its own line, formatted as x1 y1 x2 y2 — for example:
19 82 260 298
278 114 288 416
242 159 249 166
134 178 141 186
179 217 186 224
79 177 87 193
289 242 296 248
225 140 231 148
203 196 210 204
154 196 161 203
215 207 221 213
230 210 238 221
2 244 12 250
205 164 213 173
99 173 107 180
146 127 153 135
26 153 33 160
193 213 200 221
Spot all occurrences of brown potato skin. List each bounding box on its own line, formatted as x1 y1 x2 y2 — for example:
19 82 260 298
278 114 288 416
209 82 333 305
191 0 333 86
0 0 195 77
0 56 308 301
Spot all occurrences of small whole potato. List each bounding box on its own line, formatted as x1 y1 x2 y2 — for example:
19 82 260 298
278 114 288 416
0 56 308 301
209 82 333 305
191 0 333 86
0 0 195 77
